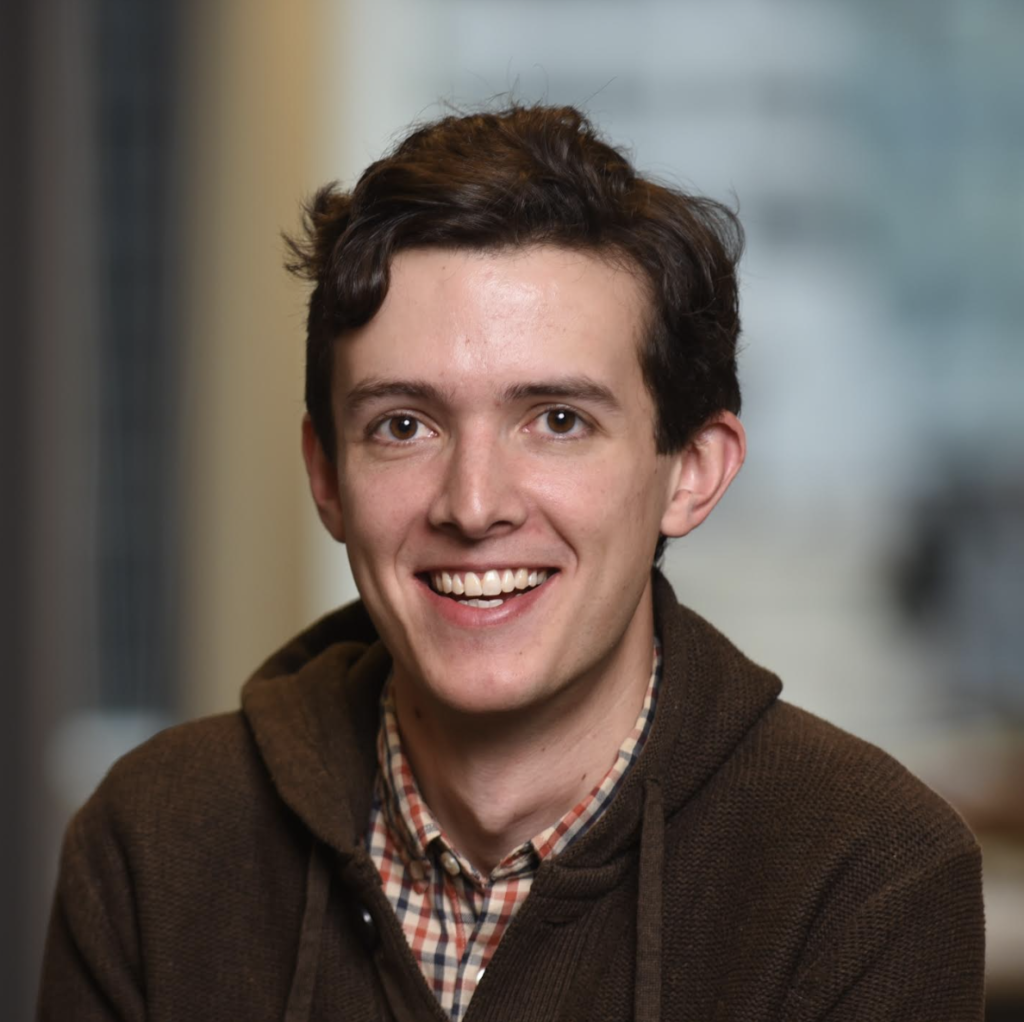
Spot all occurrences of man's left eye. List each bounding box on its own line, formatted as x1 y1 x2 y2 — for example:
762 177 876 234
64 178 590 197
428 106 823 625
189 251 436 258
537 408 586 436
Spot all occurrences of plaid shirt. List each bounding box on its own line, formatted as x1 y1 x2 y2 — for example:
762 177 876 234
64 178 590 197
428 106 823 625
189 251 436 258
367 642 661 1021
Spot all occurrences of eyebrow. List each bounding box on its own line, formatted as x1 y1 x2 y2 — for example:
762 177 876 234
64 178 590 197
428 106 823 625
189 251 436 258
501 376 622 411
342 374 622 416
342 378 453 417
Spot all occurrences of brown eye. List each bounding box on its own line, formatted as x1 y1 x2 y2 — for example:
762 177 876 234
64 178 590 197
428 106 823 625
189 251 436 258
388 415 419 440
545 409 578 434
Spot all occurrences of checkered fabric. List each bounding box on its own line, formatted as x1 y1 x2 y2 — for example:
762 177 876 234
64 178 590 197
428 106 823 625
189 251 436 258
367 641 661 1021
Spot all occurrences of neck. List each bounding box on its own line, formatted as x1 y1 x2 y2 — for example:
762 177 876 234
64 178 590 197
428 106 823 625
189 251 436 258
391 601 656 874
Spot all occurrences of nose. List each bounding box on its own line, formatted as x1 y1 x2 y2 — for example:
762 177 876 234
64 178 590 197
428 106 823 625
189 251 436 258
427 434 527 539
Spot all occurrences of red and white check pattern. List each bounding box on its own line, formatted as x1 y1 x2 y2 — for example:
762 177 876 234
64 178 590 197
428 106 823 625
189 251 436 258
367 641 661 1021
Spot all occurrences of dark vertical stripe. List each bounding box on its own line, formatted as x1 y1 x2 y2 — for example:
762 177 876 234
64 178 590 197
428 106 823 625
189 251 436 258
0 1 35 1015
93 0 182 712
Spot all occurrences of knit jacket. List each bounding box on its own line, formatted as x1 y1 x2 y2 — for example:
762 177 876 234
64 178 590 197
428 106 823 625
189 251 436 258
38 575 985 1021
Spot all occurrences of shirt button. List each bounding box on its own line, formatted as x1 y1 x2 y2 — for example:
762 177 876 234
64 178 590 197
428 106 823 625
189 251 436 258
476 967 486 983
440 850 460 876
408 859 426 882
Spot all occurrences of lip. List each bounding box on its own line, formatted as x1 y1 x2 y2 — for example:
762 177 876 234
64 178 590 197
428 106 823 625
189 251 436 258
417 564 555 575
415 570 558 628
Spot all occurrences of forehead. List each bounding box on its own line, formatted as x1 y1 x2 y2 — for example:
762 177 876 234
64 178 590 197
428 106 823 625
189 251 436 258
334 246 650 401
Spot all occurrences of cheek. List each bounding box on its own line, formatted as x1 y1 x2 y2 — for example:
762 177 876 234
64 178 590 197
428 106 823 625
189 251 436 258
530 452 665 540
339 462 428 560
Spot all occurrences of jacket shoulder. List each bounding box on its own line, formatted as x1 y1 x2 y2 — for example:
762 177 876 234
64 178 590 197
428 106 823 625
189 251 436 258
75 712 285 845
745 699 979 865
749 703 985 1018
45 718 314 1019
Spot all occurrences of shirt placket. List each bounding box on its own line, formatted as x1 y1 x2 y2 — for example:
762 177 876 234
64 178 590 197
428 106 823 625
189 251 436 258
427 844 475 1019
372 640 661 1019
447 877 509 1021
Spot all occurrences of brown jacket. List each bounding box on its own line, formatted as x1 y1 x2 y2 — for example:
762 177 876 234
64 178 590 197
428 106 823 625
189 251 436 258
38 575 985 1021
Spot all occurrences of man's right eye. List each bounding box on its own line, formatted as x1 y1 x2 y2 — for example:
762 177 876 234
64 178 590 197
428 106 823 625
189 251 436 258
371 415 431 442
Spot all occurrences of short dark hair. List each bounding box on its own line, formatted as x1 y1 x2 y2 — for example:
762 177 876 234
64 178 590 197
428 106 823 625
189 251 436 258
286 104 744 558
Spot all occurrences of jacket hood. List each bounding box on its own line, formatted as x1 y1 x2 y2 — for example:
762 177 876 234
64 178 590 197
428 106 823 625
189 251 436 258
241 598 389 858
240 572 783 871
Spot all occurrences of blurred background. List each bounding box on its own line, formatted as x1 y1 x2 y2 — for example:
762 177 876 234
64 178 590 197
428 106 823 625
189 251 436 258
2 0 1022 1016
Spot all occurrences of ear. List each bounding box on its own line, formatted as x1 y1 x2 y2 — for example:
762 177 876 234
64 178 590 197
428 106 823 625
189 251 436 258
301 414 346 543
660 411 746 538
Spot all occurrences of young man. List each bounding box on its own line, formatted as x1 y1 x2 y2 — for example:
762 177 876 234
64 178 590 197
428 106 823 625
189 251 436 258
40 106 984 1021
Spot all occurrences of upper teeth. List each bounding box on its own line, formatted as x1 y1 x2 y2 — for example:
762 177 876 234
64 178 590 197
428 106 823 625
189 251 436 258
430 568 549 598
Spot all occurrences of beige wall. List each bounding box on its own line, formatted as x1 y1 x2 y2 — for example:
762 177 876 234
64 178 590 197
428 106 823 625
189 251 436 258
178 1 350 716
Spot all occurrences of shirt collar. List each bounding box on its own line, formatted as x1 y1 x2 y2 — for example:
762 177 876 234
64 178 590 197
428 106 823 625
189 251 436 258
376 638 662 885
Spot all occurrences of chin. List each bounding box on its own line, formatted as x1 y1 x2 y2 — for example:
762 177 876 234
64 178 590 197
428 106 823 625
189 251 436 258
412 656 556 718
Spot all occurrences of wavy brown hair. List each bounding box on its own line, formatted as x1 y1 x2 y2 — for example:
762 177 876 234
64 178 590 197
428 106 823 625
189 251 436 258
286 105 743 555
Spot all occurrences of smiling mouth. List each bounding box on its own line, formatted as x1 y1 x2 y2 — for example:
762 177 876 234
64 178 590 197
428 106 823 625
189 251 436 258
423 568 555 608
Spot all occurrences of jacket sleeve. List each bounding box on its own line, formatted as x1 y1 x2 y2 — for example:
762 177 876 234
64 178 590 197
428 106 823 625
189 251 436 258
37 801 146 1022
781 842 985 1022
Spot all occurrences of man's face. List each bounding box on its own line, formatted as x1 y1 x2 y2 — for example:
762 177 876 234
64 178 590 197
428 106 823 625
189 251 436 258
316 246 687 716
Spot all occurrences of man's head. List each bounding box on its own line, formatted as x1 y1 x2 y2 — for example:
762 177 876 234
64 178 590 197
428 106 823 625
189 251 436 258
291 105 746 719
287 105 744 480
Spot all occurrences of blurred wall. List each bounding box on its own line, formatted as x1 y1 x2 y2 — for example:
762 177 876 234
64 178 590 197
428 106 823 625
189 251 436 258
176 0 345 719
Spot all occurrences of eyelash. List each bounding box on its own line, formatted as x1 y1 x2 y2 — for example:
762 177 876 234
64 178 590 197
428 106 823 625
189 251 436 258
367 406 592 445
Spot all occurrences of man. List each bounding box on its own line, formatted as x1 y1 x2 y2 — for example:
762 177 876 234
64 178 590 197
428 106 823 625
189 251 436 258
39 106 984 1021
